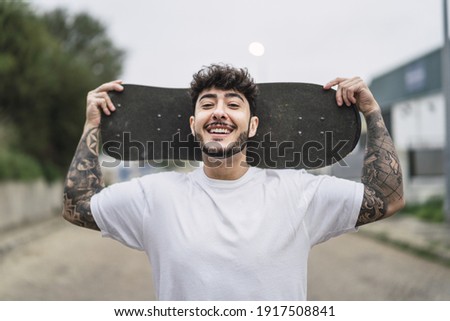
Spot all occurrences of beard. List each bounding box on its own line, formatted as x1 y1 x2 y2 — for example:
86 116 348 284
195 131 249 159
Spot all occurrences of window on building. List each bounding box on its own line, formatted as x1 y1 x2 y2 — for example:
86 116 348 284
408 148 443 176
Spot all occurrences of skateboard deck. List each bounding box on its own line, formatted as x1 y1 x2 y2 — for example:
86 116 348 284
101 83 361 169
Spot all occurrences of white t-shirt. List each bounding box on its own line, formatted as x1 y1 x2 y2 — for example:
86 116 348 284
91 167 363 300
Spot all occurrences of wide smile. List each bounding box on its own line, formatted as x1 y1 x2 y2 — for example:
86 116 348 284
205 122 236 137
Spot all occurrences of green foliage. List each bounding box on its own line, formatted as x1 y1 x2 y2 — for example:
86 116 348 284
401 197 445 223
0 1 125 181
42 8 124 81
0 149 43 181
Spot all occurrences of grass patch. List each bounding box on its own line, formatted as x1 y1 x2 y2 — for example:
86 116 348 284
361 231 450 267
400 197 444 223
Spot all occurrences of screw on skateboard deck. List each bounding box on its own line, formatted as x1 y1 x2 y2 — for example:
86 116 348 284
101 83 361 169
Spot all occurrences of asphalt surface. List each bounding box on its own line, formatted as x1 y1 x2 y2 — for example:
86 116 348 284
0 216 449 300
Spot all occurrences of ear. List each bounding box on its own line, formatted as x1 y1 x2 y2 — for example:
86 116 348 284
189 115 195 136
248 116 259 138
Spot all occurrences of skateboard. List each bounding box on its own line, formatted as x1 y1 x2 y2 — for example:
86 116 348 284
101 83 361 169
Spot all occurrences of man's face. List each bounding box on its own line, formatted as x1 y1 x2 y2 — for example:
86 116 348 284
189 88 258 158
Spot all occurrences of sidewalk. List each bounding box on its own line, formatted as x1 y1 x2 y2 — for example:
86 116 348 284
1 214 450 267
0 215 63 257
359 214 450 265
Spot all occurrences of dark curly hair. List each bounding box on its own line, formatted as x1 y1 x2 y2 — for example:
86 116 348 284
189 64 258 115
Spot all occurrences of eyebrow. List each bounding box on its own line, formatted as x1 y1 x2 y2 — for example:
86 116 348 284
199 92 244 102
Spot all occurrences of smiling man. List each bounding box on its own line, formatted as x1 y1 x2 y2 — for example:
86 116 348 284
62 64 404 300
189 66 259 179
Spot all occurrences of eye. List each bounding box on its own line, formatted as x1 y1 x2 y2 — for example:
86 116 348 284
201 102 214 109
228 102 240 109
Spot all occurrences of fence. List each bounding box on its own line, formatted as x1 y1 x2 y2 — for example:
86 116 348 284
0 180 63 231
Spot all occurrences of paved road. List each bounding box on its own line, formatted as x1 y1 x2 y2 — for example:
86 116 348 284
1 219 449 300
308 233 450 300
0 220 155 300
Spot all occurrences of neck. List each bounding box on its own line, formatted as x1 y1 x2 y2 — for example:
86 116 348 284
202 150 250 180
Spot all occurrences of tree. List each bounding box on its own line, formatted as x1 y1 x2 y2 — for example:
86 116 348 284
0 2 125 180
0 1 57 179
42 8 124 82
41 8 125 178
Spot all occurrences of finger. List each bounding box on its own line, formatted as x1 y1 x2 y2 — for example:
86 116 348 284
342 85 354 107
88 97 111 116
97 99 111 116
337 77 360 106
94 80 124 94
88 92 112 114
324 78 344 106
345 84 359 105
98 82 124 93
95 81 123 112
325 77 349 106
343 77 363 106
335 86 343 106
97 91 116 111
92 92 116 112
323 77 347 90
336 80 354 107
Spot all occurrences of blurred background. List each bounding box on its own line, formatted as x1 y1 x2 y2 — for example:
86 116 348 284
1 0 449 300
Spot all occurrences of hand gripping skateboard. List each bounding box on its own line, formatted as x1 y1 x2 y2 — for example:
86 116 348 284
101 83 361 169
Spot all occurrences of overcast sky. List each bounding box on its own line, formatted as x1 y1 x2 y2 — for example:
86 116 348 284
29 0 444 88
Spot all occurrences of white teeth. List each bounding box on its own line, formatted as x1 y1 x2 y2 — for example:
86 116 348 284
210 128 231 134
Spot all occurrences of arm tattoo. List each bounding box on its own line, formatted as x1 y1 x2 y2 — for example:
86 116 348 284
62 127 103 230
357 111 403 226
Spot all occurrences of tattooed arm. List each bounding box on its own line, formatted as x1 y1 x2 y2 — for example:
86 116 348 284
62 80 123 230
357 110 404 226
324 77 404 227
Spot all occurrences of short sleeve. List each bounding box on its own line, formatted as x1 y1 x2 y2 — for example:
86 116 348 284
91 178 147 250
303 175 364 246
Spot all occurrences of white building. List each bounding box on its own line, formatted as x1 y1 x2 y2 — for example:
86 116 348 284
370 48 445 203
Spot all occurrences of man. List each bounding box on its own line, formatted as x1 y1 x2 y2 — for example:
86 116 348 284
63 64 404 300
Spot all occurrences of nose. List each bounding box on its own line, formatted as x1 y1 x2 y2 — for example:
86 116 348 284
212 101 227 120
